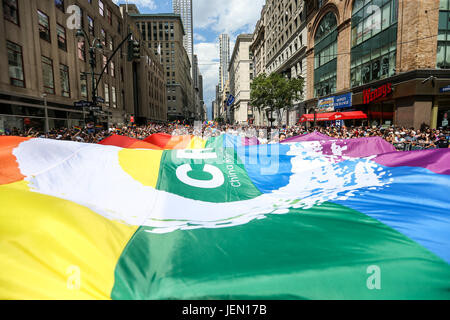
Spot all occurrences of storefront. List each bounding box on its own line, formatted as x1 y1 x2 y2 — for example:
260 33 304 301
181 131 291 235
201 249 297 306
346 71 450 129
0 100 86 133
304 71 450 129
437 86 450 129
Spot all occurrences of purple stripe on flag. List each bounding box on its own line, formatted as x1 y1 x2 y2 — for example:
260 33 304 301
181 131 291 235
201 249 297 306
282 132 333 142
374 149 450 175
320 137 397 158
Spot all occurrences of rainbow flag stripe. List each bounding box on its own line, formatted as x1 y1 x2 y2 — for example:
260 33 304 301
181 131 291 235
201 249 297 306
0 134 449 300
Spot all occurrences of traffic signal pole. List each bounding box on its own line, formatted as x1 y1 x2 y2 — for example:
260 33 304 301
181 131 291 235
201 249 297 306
94 33 133 94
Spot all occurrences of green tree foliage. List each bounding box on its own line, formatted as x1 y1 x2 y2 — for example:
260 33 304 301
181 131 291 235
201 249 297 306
250 73 304 127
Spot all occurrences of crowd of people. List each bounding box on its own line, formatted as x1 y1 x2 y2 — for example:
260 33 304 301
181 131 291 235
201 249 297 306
1 122 449 149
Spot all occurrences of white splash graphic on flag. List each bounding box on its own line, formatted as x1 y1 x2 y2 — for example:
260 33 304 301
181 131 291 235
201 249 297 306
13 139 393 233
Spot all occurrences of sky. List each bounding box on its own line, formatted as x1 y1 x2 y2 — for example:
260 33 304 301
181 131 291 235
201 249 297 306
113 0 265 119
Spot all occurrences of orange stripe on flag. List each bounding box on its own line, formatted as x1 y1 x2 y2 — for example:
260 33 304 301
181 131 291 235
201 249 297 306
0 136 30 185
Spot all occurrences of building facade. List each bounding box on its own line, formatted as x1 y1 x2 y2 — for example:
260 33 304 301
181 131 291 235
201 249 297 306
250 0 450 129
128 11 194 121
299 0 450 129
0 0 167 132
228 34 253 124
122 7 167 124
173 0 193 65
219 34 230 92
250 0 308 126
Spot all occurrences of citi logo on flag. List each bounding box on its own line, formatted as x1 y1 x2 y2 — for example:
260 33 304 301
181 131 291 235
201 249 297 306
363 83 393 104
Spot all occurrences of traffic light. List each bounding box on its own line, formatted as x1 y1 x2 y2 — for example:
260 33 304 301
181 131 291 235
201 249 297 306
127 39 140 61
133 41 140 60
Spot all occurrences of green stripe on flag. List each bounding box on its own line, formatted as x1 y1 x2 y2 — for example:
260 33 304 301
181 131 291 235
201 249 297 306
156 148 262 203
111 202 450 300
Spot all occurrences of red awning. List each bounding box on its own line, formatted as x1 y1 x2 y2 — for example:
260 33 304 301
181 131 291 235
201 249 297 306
299 111 367 123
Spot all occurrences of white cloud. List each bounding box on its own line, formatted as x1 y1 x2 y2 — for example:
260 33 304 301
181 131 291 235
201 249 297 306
192 1 264 117
194 33 206 42
112 0 156 10
193 0 265 36
195 42 219 117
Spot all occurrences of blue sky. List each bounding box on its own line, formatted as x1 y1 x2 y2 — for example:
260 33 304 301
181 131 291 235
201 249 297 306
113 0 265 119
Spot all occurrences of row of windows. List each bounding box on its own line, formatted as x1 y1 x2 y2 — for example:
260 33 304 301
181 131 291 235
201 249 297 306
3 0 120 48
6 40 119 107
314 0 399 97
438 0 450 68
137 21 175 42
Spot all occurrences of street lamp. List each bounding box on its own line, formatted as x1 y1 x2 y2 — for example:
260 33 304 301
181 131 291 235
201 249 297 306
76 29 132 127
76 29 103 124
42 94 49 133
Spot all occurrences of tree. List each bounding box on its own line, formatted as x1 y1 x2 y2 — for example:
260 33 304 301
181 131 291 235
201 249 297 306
250 72 304 127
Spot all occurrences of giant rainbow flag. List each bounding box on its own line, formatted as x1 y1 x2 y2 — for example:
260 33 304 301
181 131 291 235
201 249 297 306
0 133 449 299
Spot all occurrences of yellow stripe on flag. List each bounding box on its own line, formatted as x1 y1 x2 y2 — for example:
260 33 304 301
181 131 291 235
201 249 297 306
0 181 137 300
188 136 208 149
118 149 163 188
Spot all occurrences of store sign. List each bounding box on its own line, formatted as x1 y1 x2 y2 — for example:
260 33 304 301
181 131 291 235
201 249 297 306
363 83 393 104
334 93 352 110
439 85 450 93
318 93 352 111
317 97 335 111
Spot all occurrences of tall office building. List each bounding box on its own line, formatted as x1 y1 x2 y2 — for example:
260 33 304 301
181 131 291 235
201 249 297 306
219 34 230 92
173 0 193 59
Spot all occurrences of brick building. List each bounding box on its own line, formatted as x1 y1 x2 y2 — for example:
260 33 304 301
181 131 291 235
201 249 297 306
251 0 450 129
0 0 166 132
126 9 194 122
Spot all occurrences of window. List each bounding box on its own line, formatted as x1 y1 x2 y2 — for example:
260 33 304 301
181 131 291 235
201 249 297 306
60 64 70 97
101 29 106 47
106 8 112 25
103 55 108 74
108 36 113 51
110 61 115 77
42 56 55 94
55 0 64 11
88 15 94 36
38 10 50 42
3 0 19 25
80 73 87 98
78 40 86 61
111 86 116 108
99 0 104 16
104 83 109 104
7 41 25 87
350 0 398 87
437 0 450 69
314 12 338 97
56 24 67 51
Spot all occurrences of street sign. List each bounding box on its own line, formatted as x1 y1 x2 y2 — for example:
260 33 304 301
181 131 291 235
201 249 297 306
226 94 235 107
94 96 105 103
440 85 450 93
74 100 92 108
90 106 101 111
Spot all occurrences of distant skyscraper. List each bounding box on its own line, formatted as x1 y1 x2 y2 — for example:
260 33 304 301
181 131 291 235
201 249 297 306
219 34 230 92
173 0 193 59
